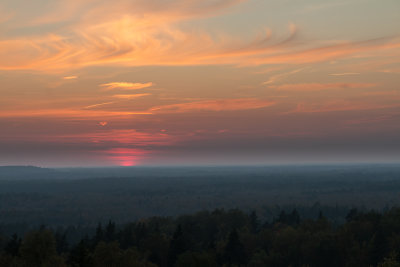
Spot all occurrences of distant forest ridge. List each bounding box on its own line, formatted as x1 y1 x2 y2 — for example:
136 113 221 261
1 163 400 180
1 164 400 229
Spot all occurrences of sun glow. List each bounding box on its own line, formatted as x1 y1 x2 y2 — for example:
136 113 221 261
105 148 149 166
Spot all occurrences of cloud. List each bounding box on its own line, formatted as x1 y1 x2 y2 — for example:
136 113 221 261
150 98 275 113
263 68 304 85
100 82 153 90
29 0 246 26
286 101 400 114
0 8 13 24
362 91 399 96
63 75 78 80
112 93 151 99
84 101 116 109
329 73 360 76
1 0 399 72
344 116 392 126
0 97 273 119
0 108 152 118
380 68 400 74
66 129 175 146
247 37 400 66
271 83 376 91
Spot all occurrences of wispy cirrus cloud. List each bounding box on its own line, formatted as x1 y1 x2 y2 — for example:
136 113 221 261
329 73 360 76
0 108 152 118
271 83 376 91
286 101 400 114
28 0 246 26
84 101 116 109
100 82 153 90
112 93 151 99
0 0 399 72
63 75 78 80
263 68 304 85
0 97 273 119
362 91 399 96
150 98 275 113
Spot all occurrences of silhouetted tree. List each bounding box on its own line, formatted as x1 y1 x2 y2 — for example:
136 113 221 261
20 229 65 267
4 234 21 257
224 229 246 266
105 220 116 242
249 211 259 233
168 224 186 267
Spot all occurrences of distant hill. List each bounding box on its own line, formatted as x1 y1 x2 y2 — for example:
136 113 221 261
0 166 57 180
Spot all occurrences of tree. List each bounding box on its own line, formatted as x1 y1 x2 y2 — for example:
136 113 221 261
20 229 65 267
4 234 21 257
378 253 400 267
105 220 116 242
249 211 260 233
92 241 121 267
68 238 92 267
168 224 186 267
224 229 247 266
175 251 217 267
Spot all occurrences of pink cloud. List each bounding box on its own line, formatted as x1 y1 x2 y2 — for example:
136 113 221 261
104 148 150 166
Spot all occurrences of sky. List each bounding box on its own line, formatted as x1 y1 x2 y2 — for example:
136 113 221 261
0 0 399 167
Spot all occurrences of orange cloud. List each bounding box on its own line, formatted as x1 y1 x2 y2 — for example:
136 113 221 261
248 37 400 66
84 102 116 109
150 98 275 113
63 75 78 80
29 0 246 27
112 93 151 99
287 101 400 114
263 68 304 85
100 82 153 90
271 83 376 91
329 73 360 76
0 97 273 120
0 108 152 118
362 91 399 96
1 0 399 72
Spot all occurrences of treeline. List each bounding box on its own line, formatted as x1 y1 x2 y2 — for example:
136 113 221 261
2 166 400 228
2 208 400 266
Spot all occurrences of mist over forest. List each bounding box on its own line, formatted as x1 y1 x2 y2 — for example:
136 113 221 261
1 164 400 229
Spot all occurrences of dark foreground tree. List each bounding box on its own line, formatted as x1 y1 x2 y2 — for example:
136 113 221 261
20 228 65 267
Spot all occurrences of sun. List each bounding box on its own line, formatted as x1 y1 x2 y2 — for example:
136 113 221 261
105 148 147 167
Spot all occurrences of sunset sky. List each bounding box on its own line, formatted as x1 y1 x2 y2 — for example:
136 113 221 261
1 0 399 167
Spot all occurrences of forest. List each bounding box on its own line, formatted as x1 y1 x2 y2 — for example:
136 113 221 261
1 165 400 266
2 208 400 266
1 164 400 230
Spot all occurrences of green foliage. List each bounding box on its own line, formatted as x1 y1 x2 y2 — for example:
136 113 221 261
19 228 65 267
2 207 400 266
175 251 217 267
378 253 400 267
